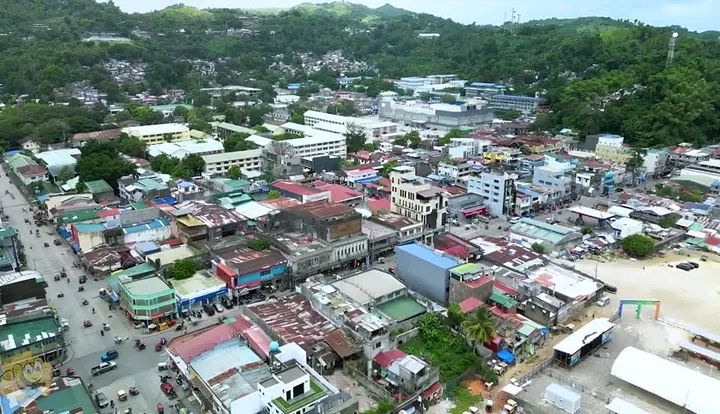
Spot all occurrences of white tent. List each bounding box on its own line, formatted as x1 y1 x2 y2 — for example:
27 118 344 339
611 346 720 414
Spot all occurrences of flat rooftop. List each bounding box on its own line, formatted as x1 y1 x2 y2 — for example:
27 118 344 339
274 232 329 256
371 212 420 230
528 263 602 301
375 296 426 322
169 272 226 298
122 276 172 296
332 270 406 306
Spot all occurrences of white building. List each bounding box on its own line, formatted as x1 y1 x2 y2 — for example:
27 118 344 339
467 171 517 217
487 94 542 113
447 138 492 159
378 99 493 130
147 139 223 159
680 159 720 181
303 111 398 139
248 126 347 160
395 77 430 91
610 217 644 239
201 149 264 177
437 161 472 181
122 123 190 145
390 166 447 242
533 165 572 199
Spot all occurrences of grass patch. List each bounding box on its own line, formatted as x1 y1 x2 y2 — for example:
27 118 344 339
361 400 395 414
449 386 483 414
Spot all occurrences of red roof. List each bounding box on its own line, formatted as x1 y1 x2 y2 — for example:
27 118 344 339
443 186 465 196
243 326 272 358
373 349 407 368
16 164 47 177
312 181 363 203
705 235 720 246
167 316 254 362
458 297 484 314
367 198 391 213
441 245 470 260
422 381 443 399
98 208 120 218
272 180 326 196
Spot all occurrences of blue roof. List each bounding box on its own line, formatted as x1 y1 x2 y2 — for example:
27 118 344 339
123 219 169 235
153 195 177 205
426 174 446 181
75 223 105 233
396 242 462 269
136 241 160 254
355 176 381 184
497 348 516 364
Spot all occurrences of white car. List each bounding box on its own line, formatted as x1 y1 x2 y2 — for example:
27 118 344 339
509 216 520 224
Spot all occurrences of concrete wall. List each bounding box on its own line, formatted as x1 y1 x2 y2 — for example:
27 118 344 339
448 277 493 306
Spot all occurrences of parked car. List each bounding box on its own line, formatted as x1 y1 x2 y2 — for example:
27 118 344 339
213 302 224 313
676 262 694 271
596 296 611 307
221 297 233 309
509 216 520 224
100 349 119 362
202 303 215 316
687 261 700 269
95 392 109 408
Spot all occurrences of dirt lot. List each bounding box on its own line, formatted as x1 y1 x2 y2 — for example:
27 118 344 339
576 251 720 331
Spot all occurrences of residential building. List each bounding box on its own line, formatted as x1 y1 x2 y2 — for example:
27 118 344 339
0 271 46 306
0 227 20 272
629 206 681 225
202 149 264 177
668 147 711 169
176 180 203 201
118 176 171 202
362 219 399 260
447 262 495 305
643 149 669 179
271 181 331 204
610 217 644 239
532 165 572 201
447 138 492 159
14 376 96 413
171 200 245 242
594 134 630 163
394 242 463 305
18 137 41 153
117 275 176 323
379 99 493 130
369 212 424 244
467 171 517 217
211 246 288 298
509 218 583 252
122 123 191 145
147 139 223 159
35 148 81 178
437 160 472 181
680 159 720 181
83 179 115 202
488 94 542 113
390 166 447 241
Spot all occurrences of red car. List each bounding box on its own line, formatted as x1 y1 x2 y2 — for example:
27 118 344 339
160 382 175 397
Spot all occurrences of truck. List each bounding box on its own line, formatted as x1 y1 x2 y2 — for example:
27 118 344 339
90 361 117 376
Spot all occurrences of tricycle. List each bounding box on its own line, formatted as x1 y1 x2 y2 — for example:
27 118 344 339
155 343 163 352
66 367 75 376
54 275 60 281
83 320 93 327
102 323 111 331
81 299 89 305
128 386 139 396
44 242 49 247
78 286 85 292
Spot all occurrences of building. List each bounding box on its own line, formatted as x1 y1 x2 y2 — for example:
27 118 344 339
532 165 572 201
464 82 508 97
212 246 288 298
680 158 720 181
0 271 46 306
467 171 517 217
509 218 583 252
394 242 463 305
379 99 493 130
303 111 398 139
248 127 347 159
210 121 257 139
369 212 424 244
447 138 492 159
553 318 614 367
147 139 223 159
35 149 81 178
371 350 441 398
643 149 669 179
487 94 542 113
83 179 115 202
201 85 261 98
447 193 487 221
0 304 65 365
610 217 644 239
390 166 447 241
362 219 399 260
271 181 331 204
202 149 264 177
122 123 190 144
395 77 431 91
594 134 630 163
117 275 177 323
171 200 246 242
437 160 472 181
118 176 171 202
0 227 20 272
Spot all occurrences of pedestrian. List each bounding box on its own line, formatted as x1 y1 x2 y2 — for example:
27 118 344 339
92 307 95 314
109 400 114 408
100 329 105 336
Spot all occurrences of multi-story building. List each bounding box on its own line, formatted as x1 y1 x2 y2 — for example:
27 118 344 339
247 129 347 159
396 77 431 91
0 302 66 366
643 149 669 179
379 99 493 130
594 134 630 163
680 159 720 181
302 111 399 139
447 138 492 159
487 94 542 113
532 165 572 201
0 227 20 272
211 246 288 298
210 121 257 139
200 85 261 98
122 123 191 145
147 139 223 159
270 180 331 203
117 275 177 324
437 160 473 181
390 166 447 242
467 171 517 217
464 82 508 97
172 200 245 242
201 149 264 177
395 242 462 305
369 212 424 244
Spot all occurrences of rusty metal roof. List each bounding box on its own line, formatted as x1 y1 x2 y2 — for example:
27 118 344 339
286 201 356 220
214 247 286 276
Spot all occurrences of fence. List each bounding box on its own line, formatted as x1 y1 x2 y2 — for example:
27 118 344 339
344 360 394 402
516 355 555 384
544 368 613 404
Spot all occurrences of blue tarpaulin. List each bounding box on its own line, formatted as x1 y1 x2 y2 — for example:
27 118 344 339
497 348 516 364
153 195 177 205
355 176 381 184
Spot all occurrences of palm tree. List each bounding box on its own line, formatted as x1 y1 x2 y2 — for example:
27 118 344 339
462 307 497 346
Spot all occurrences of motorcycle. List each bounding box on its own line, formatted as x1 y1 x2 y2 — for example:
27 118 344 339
102 323 111 331
83 320 92 327
81 299 89 305
175 323 184 331
114 336 123 344
128 386 139 396
57 292 64 298
78 286 84 292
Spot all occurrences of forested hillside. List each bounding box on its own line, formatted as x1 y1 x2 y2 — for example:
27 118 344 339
0 0 718 148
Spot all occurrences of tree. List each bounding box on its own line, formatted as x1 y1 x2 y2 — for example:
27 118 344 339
625 148 647 186
182 154 205 176
326 100 358 116
447 303 464 328
168 259 197 280
659 215 679 229
379 161 397 178
494 109 522 121
405 130 421 149
461 307 496 346
531 242 546 254
438 128 467 145
290 112 305 124
344 123 367 153
581 225 594 235
621 234 654 258
223 132 255 152
266 190 280 199
249 238 269 251
227 165 241 179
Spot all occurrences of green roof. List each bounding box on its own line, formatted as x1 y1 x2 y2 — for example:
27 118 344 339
273 380 326 414
0 317 60 352
35 379 96 413
489 291 518 309
84 179 113 194
511 218 578 243
450 262 485 275
57 208 100 224
122 276 173 297
136 178 168 191
0 226 18 240
375 296 426 322
112 262 156 279
5 153 35 170
131 202 149 210
689 222 704 232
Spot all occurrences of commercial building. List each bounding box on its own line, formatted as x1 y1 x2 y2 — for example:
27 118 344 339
0 271 46 306
390 166 447 241
680 158 720 181
362 219 399 259
270 181 331 204
437 160 473 181
643 148 669 178
0 227 20 272
211 246 288 297
369 212 424 244
379 99 493 130
147 139 223 159
202 149 264 177
117 275 177 323
464 82 508 97
593 134 630 163
509 218 583 252
487 94 542 113
553 318 614 367
171 200 245 242
467 171 517 217
168 271 228 312
447 138 492 159
122 123 191 144
0 303 65 364
394 242 463 305
532 165 572 201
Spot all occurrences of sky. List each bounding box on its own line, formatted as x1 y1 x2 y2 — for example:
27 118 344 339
106 0 718 32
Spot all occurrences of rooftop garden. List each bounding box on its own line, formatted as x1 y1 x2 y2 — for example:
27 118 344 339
273 380 326 414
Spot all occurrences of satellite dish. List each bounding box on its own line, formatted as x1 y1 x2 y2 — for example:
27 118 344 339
672 32 679 38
